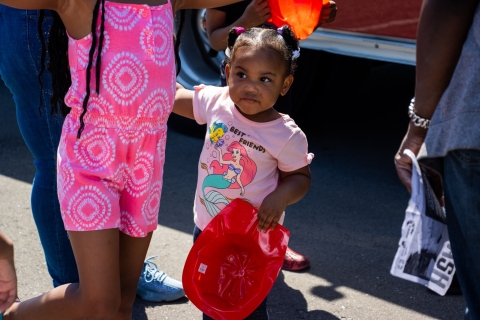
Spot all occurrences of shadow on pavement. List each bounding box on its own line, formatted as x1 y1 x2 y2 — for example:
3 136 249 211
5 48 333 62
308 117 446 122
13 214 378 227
269 272 339 320
133 297 190 320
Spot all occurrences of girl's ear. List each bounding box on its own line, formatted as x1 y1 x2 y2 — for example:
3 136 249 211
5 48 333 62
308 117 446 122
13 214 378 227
225 64 231 83
280 75 294 96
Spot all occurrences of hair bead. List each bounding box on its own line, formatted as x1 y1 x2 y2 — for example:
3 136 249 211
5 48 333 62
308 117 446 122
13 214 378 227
235 27 245 35
292 49 300 60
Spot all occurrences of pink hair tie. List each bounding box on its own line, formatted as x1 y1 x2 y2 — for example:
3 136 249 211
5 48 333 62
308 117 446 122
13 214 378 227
235 27 245 35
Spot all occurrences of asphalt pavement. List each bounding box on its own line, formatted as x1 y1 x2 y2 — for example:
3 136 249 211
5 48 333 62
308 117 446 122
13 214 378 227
0 60 466 319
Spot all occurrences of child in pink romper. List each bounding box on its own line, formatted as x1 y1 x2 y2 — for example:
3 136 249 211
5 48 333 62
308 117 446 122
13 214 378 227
58 1 175 237
0 1 244 319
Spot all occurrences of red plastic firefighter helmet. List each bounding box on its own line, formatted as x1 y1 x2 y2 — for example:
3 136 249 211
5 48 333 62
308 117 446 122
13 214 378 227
268 0 329 39
182 199 290 319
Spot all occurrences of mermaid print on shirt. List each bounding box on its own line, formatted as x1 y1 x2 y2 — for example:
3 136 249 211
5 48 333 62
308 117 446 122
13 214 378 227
200 121 257 217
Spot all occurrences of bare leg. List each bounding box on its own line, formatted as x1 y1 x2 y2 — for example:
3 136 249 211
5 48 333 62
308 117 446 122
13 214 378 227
113 232 153 320
4 229 122 320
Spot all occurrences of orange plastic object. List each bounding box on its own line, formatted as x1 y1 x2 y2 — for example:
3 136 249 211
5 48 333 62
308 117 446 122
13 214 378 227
268 0 328 40
183 199 290 320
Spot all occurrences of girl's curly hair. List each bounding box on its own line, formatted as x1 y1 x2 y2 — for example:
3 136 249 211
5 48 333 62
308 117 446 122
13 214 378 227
224 25 300 76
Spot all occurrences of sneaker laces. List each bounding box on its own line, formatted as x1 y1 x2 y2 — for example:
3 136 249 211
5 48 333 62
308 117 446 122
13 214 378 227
142 256 168 284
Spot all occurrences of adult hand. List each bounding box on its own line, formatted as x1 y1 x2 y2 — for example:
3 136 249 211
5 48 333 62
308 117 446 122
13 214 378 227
394 122 428 194
317 1 337 27
241 0 271 28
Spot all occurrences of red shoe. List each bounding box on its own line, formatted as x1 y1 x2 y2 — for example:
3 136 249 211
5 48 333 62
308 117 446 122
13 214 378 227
282 247 310 271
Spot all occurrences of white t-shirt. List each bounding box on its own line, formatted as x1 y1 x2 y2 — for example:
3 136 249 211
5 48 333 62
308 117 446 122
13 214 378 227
192 85 314 231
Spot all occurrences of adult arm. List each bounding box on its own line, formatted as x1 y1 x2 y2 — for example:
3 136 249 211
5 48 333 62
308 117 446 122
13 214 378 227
206 0 271 51
257 166 311 231
394 0 479 193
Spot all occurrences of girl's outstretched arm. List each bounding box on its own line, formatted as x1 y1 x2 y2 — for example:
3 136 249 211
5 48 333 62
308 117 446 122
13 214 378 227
257 166 311 231
174 0 243 12
173 83 195 119
394 0 479 193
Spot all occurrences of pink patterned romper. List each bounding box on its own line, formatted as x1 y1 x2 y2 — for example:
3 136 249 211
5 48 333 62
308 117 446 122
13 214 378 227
57 1 175 237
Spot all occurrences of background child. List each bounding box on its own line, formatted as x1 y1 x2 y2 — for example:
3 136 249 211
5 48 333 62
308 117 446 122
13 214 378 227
0 4 187 302
174 25 313 319
206 0 336 106
204 0 336 271
206 0 336 55
0 0 243 319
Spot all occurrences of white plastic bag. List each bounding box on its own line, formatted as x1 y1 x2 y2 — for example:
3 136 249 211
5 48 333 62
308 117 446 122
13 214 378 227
390 150 455 296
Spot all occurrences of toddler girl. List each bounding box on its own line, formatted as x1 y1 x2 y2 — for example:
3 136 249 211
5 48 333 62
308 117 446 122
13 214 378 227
0 0 243 319
174 25 313 319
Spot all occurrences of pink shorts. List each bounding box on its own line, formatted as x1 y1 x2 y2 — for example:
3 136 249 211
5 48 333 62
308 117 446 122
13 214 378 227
57 110 167 237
